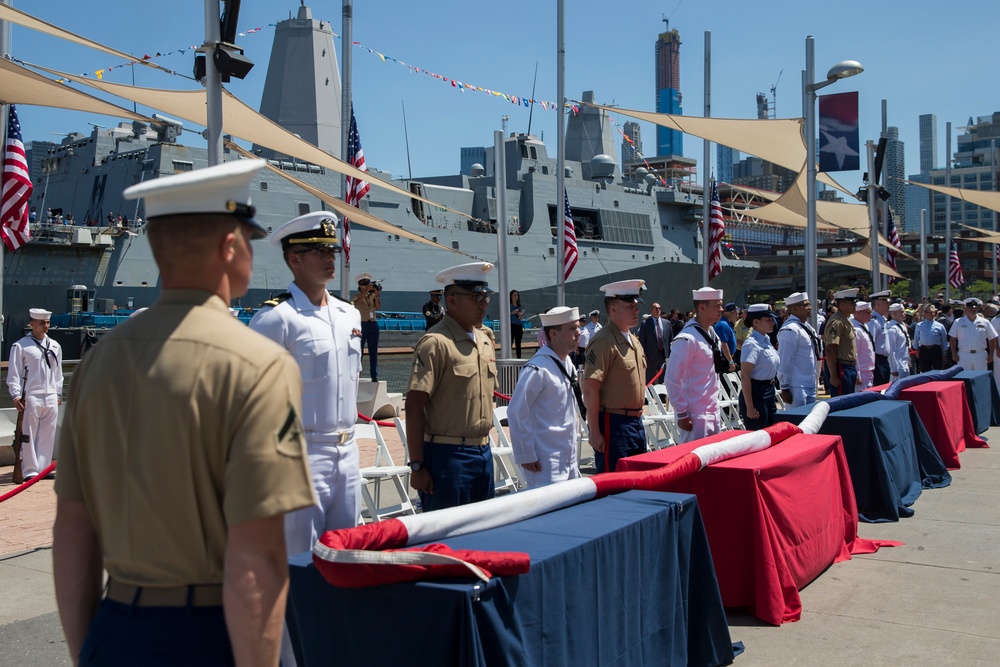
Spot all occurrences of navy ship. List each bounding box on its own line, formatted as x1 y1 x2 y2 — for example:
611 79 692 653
9 5 759 357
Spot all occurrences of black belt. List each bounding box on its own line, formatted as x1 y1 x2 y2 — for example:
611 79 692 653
919 345 942 349
750 378 775 386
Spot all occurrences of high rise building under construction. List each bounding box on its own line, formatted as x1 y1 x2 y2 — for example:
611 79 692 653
655 22 683 157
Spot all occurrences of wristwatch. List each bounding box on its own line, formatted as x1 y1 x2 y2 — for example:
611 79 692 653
407 460 423 472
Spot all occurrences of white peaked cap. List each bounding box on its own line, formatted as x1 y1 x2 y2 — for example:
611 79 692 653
435 262 495 292
833 288 859 300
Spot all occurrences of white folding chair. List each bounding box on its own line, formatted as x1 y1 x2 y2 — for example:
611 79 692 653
491 405 520 493
642 385 676 449
357 422 416 522
718 372 745 430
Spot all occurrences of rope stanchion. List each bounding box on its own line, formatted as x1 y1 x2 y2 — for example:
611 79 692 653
357 411 396 429
493 390 512 401
0 461 57 503
645 365 664 387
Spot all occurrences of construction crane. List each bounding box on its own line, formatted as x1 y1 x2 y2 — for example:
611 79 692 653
769 69 783 119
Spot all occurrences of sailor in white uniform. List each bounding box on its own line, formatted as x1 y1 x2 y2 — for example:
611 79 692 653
851 302 877 388
886 303 913 380
585 309 603 339
7 308 63 480
949 297 998 372
508 306 582 488
776 292 821 407
664 287 725 444
250 211 362 553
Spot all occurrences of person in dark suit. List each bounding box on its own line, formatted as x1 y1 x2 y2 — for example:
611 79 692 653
638 302 670 385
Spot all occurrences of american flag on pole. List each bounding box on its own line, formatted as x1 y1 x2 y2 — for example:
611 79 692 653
1 105 32 251
343 106 370 264
948 241 964 289
885 208 902 282
562 189 578 280
708 179 725 280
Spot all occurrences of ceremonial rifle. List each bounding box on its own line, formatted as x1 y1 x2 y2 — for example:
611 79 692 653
11 367 27 484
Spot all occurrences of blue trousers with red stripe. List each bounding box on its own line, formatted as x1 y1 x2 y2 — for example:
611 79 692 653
594 412 647 473
822 361 858 396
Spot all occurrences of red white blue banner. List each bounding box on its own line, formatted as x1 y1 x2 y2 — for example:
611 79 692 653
818 91 860 173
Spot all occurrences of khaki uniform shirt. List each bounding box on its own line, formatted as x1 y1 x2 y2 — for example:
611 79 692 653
824 311 857 363
408 315 497 439
352 290 380 322
55 289 315 588
583 325 646 410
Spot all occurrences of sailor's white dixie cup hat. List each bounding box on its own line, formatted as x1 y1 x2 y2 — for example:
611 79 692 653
833 288 859 300
784 291 809 306
855 301 872 312
692 286 724 301
123 159 268 239
269 211 341 251
889 302 905 313
28 308 52 320
435 262 495 293
600 279 646 303
540 306 581 327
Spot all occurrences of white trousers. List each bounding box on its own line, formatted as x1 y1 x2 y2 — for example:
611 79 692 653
787 386 817 408
958 350 988 372
284 438 361 557
521 457 581 489
22 394 58 477
675 412 721 445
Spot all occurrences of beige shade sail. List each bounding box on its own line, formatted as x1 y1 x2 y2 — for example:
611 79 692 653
724 183 780 202
909 181 1000 216
0 4 170 74
31 64 479 224
0 58 149 121
819 240 903 279
226 141 464 256
588 103 807 171
956 223 1000 244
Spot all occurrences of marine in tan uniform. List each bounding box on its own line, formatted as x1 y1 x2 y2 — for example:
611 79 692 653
352 272 382 381
823 287 860 396
52 160 315 666
583 279 648 473
406 261 498 512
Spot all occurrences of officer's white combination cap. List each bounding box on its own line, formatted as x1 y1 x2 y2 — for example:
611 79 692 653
965 297 983 307
28 308 51 320
355 272 373 283
540 306 580 327
785 292 809 306
269 211 341 251
123 159 268 239
600 279 646 302
589 309 600 317
692 286 723 301
889 303 904 313
833 288 859 300
869 290 891 300
855 301 871 312
435 262 495 293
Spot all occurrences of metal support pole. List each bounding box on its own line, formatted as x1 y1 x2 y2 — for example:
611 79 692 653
920 209 928 302
202 0 223 166
804 37 819 328
494 130 511 359
945 122 952 301
0 0 9 344
339 0 353 299
993 139 997 295
555 0 566 305
702 30 711 286
867 140 879 288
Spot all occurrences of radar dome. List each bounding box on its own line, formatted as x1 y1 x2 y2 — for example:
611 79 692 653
470 163 485 177
589 154 616 180
634 167 649 180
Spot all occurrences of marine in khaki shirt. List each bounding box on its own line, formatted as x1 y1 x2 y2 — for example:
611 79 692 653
823 288 860 396
406 262 499 513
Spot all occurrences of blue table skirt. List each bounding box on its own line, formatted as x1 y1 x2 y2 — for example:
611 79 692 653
777 401 951 523
952 370 999 433
288 491 736 667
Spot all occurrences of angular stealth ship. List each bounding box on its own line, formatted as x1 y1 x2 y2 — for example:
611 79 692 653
11 5 758 357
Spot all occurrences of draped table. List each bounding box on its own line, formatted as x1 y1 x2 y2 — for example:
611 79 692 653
951 370 997 433
617 432 895 625
287 490 736 667
777 400 950 522
869 380 987 469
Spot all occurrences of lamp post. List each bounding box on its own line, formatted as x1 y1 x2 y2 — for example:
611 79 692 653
803 36 863 327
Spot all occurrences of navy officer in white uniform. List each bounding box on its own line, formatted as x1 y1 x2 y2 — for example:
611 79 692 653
508 306 582 488
869 290 892 385
250 211 363 553
949 297 998 372
886 302 913 380
776 291 821 407
8 308 64 480
664 287 725 443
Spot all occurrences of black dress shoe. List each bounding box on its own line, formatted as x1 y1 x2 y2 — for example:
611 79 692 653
44 472 57 480
23 474 37 481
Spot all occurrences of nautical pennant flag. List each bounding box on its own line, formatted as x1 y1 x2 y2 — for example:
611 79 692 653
562 189 578 280
885 208 901 282
948 241 964 289
708 179 725 280
343 106 371 264
1 105 33 251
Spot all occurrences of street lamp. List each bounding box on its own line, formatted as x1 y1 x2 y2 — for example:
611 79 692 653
803 35 863 327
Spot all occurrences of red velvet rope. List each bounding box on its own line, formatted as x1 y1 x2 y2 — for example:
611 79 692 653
356 411 396 429
0 461 57 503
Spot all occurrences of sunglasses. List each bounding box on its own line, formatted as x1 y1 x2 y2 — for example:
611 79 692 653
295 246 341 257
453 292 492 304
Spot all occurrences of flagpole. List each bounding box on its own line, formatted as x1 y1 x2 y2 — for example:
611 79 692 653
0 0 8 345
867 140 879 288
919 208 928 302
702 30 711 286
202 0 223 166
340 0 353 300
945 121 952 302
992 139 997 295
495 130 511 359
555 0 566 306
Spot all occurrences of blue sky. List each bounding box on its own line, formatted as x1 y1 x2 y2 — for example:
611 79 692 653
9 0 999 189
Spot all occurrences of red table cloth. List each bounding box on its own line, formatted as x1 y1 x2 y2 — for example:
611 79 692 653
618 431 896 625
869 381 987 469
